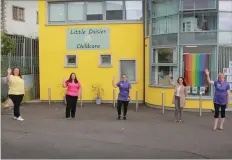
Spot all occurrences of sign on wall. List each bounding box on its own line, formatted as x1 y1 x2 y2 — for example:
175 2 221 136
66 28 110 50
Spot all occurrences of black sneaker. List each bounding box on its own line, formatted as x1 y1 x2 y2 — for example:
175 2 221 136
123 116 127 120
117 116 121 120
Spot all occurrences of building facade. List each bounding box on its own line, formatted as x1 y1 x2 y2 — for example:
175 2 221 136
39 0 232 109
1 0 38 37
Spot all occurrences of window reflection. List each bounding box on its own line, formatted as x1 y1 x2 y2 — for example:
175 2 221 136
106 1 123 20
125 1 142 20
181 0 216 10
219 12 232 31
219 0 232 11
86 2 103 20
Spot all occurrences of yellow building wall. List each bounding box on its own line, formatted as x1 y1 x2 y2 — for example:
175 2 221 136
39 2 144 101
144 37 214 110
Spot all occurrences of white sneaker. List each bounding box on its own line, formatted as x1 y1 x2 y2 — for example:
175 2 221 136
17 116 24 121
13 117 17 120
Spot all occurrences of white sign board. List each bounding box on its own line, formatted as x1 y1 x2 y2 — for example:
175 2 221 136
192 87 198 94
227 76 232 82
223 68 232 76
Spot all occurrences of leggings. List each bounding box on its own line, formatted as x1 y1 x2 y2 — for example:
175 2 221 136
117 100 129 117
66 95 78 118
214 103 226 118
174 96 183 120
8 94 24 118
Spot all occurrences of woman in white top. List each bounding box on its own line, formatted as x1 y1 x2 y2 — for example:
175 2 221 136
169 74 188 123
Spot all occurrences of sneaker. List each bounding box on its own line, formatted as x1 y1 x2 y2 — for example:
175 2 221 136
71 117 75 119
13 117 17 120
117 116 121 120
123 116 127 120
66 118 71 120
17 116 24 121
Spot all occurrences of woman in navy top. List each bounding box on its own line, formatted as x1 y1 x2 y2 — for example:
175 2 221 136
112 74 131 120
205 69 230 131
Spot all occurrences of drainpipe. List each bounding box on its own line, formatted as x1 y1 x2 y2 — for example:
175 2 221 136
142 0 146 104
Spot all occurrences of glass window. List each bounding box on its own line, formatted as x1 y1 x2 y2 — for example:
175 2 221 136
180 12 217 32
181 46 216 96
125 1 142 20
49 3 65 22
219 32 232 44
157 48 177 63
218 46 232 73
87 2 103 20
152 15 178 34
219 12 232 31
179 32 217 44
120 60 136 82
219 0 232 11
152 0 179 17
106 1 123 20
67 2 84 21
181 0 216 10
100 54 112 66
65 55 77 68
152 34 178 46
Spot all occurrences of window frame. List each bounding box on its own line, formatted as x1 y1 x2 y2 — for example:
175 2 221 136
12 6 25 22
64 54 78 68
36 11 38 24
150 47 178 87
119 59 137 84
99 54 113 68
47 0 143 25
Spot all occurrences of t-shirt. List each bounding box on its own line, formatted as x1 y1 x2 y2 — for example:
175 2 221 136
65 81 81 97
8 75 25 95
213 81 230 105
117 80 132 101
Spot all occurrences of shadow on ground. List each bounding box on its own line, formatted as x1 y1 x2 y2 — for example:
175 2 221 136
1 103 232 159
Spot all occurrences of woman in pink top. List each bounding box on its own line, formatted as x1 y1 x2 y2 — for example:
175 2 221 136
63 73 81 119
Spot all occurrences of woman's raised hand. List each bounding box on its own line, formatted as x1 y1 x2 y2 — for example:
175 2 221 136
63 77 66 82
7 68 12 74
205 69 210 75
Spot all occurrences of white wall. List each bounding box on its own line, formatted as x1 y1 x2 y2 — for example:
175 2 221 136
5 1 38 37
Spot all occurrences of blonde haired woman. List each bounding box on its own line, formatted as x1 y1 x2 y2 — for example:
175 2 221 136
169 74 188 123
205 69 230 131
7 68 25 121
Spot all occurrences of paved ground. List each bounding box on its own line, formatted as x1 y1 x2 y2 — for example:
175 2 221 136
1 103 232 159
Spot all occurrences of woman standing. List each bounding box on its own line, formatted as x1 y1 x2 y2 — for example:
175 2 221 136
7 68 25 121
169 74 188 123
112 75 131 120
63 73 81 120
205 69 230 131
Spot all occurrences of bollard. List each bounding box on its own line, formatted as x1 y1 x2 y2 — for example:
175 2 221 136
80 89 83 107
135 90 139 112
162 91 165 114
48 87 51 106
113 89 116 108
199 92 202 116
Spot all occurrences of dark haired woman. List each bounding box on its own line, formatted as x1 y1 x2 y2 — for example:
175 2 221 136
112 74 131 120
63 73 81 120
169 74 188 123
7 68 25 121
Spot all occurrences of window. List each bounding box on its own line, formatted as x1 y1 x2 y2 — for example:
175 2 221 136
120 60 136 83
151 48 178 85
180 0 216 10
49 3 65 22
87 2 103 20
36 11 38 24
219 0 232 11
99 54 112 67
180 12 217 32
152 15 178 34
106 1 123 20
218 46 232 74
12 6 25 21
181 46 216 96
125 1 142 20
64 55 77 68
219 12 232 31
67 2 84 21
152 0 179 17
219 32 232 44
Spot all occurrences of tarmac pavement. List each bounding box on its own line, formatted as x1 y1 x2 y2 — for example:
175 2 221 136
1 103 232 159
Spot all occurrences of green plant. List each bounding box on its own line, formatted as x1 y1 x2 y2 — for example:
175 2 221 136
1 32 16 56
92 84 104 98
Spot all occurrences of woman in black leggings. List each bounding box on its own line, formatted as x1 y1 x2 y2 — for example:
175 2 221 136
112 74 131 120
205 69 230 131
